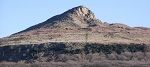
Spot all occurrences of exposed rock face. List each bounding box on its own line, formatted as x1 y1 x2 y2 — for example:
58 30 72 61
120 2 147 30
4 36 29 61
66 6 96 19
63 6 99 28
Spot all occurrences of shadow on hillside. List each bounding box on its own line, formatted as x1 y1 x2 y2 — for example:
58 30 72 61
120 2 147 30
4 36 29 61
0 42 149 63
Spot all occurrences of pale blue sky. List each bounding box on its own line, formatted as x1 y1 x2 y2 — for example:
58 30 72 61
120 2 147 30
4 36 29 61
0 0 150 37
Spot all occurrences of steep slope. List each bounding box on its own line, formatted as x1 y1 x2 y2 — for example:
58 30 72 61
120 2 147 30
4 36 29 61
16 6 101 34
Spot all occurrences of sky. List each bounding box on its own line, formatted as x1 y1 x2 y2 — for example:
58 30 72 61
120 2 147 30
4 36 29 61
0 0 150 38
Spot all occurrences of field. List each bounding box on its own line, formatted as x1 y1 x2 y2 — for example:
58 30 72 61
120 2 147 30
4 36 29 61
0 60 150 67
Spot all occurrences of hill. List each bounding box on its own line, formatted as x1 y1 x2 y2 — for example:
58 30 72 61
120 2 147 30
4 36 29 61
0 6 150 45
0 6 150 67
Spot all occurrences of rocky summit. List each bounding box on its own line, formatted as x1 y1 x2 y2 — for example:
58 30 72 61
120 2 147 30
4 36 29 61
0 6 150 67
17 6 98 32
